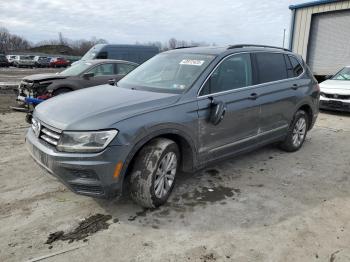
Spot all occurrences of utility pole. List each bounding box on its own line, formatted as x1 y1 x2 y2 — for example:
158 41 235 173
282 28 286 48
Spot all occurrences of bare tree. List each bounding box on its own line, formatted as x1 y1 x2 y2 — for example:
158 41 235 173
168 38 177 49
0 27 31 52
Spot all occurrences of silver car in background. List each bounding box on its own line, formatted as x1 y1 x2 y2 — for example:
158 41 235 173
13 55 35 68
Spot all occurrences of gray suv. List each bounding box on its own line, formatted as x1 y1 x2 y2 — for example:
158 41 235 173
26 45 320 208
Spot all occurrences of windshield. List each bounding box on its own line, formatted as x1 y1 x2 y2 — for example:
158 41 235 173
20 56 31 60
332 67 350 81
59 62 92 76
81 45 103 60
118 53 215 93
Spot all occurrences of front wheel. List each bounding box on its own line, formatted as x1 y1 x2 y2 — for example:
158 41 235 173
279 110 308 152
129 138 179 208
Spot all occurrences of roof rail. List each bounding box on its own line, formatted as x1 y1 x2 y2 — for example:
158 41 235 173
174 45 198 49
228 44 290 51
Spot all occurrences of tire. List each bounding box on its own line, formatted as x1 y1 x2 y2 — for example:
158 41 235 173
129 138 180 208
279 110 309 152
52 88 72 96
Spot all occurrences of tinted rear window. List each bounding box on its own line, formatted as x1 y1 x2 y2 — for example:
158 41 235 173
255 53 287 84
289 56 303 77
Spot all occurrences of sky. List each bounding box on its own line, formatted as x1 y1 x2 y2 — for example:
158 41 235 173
0 0 306 47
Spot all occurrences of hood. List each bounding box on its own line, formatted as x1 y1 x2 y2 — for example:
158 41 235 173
320 80 350 94
34 85 180 130
23 73 67 82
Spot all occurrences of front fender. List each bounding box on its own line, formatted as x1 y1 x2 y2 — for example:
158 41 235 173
47 82 77 93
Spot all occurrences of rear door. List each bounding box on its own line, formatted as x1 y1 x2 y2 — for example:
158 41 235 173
197 53 260 161
253 52 306 139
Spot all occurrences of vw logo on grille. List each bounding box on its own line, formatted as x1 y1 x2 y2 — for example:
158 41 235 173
333 94 338 98
32 118 41 138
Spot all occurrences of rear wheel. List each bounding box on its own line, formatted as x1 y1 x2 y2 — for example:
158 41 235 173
129 138 179 208
279 110 308 152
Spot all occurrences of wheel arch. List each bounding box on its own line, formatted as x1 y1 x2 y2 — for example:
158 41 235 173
120 128 197 191
50 85 75 95
296 103 314 130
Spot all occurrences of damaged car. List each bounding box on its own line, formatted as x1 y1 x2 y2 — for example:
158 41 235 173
17 59 138 102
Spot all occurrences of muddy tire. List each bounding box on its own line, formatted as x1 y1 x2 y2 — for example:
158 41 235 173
129 138 179 208
279 110 308 152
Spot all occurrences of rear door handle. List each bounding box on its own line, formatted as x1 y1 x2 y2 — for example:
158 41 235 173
249 93 259 100
291 84 299 90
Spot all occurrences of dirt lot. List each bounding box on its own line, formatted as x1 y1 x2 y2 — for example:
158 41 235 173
0 110 349 262
0 67 61 84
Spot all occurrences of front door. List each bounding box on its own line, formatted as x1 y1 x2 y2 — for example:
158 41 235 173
82 63 117 87
197 53 260 161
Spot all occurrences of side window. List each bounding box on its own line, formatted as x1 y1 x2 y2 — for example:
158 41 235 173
96 51 108 59
288 56 303 77
117 63 137 75
255 53 287 83
88 63 114 76
200 53 252 95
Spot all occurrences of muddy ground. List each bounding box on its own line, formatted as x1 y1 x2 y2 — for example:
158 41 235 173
0 110 350 262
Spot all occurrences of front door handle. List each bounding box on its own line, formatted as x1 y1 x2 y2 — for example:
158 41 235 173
249 93 259 100
291 84 299 90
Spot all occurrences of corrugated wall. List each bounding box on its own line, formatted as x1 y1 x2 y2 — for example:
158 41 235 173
291 0 350 59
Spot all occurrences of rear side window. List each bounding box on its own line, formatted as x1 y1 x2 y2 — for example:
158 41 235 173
288 56 303 77
255 53 287 84
96 51 108 59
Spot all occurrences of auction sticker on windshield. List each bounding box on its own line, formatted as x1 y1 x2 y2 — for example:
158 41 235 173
180 59 205 66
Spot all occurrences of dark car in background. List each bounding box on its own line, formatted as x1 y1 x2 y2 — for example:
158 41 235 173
26 45 320 208
18 59 138 100
75 44 159 65
33 56 51 67
0 54 10 67
49 57 70 68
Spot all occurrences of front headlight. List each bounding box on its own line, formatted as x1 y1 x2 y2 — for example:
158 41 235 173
57 130 118 153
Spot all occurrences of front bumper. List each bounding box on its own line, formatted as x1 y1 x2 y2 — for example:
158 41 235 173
26 127 130 198
319 96 350 112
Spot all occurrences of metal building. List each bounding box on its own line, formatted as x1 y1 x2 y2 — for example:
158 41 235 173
289 0 350 77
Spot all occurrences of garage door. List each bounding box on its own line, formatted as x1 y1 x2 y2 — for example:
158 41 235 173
307 10 350 75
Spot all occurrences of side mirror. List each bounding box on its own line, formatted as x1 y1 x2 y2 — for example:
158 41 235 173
209 98 226 125
83 72 94 79
108 79 116 86
324 75 333 80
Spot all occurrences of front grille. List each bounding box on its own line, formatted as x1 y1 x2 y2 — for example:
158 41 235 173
35 122 61 146
323 93 350 100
